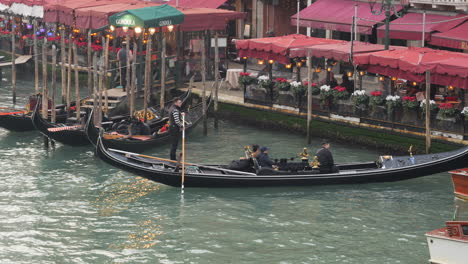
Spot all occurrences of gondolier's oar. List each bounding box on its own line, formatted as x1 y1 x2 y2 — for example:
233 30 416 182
108 149 257 176
0 111 26 116
181 112 186 194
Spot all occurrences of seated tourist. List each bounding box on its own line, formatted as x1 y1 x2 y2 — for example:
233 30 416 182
257 146 274 168
315 141 339 173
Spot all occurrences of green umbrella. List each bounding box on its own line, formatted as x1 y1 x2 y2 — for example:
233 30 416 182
109 4 184 28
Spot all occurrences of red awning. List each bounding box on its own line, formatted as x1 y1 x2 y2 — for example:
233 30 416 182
154 0 227 9
354 47 468 89
429 21 468 50
236 34 342 64
432 13 468 33
43 0 129 25
291 0 402 35
75 2 155 29
179 7 245 32
377 13 454 41
289 41 405 61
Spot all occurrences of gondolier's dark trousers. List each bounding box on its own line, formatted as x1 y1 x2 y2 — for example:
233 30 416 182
170 128 181 161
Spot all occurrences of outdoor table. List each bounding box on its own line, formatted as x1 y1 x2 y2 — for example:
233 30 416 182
226 68 243 90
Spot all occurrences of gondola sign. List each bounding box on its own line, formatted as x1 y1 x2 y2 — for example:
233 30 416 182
109 5 184 29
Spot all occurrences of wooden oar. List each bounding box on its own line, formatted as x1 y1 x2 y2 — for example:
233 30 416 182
181 112 186 193
0 111 26 116
108 148 257 176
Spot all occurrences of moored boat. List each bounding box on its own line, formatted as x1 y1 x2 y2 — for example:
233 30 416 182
87 94 212 152
426 169 468 264
450 168 468 201
0 95 69 132
95 137 468 188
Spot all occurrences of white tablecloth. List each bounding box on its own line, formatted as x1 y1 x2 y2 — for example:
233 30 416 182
226 69 243 90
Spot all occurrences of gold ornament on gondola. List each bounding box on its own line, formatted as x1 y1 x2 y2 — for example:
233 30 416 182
309 156 320 168
134 110 156 121
408 145 413 157
298 148 309 161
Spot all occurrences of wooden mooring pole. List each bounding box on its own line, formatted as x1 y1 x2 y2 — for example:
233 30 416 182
67 34 72 115
214 32 219 129
201 31 207 136
87 30 92 96
42 38 49 149
307 49 313 144
51 45 57 123
425 70 431 154
160 34 166 112
130 40 137 116
73 42 80 122
11 17 16 104
33 20 39 94
60 27 66 103
41 38 48 119
144 33 152 122
93 53 99 127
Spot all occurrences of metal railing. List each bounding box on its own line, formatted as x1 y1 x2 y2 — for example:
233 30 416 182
410 0 468 10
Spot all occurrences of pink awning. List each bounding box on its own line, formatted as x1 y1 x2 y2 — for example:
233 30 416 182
75 2 155 29
429 21 468 50
43 0 128 25
179 7 245 32
153 0 226 9
236 34 342 64
290 41 404 61
432 14 468 33
377 13 454 41
354 47 468 89
291 0 403 35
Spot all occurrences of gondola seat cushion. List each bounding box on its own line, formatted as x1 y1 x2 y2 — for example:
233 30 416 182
228 159 253 172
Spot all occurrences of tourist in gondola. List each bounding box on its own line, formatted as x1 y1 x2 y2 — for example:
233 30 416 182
257 146 274 168
128 118 151 136
316 141 339 173
169 98 184 161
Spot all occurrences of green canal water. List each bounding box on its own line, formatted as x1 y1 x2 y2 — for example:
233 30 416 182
0 75 457 263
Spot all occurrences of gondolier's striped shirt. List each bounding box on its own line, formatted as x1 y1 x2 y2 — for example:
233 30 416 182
171 107 183 128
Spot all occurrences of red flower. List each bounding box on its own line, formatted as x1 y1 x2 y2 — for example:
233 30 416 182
439 103 454 109
402 96 416 102
446 96 458 101
371 91 382 96
303 81 308 86
240 72 251 76
333 86 346 92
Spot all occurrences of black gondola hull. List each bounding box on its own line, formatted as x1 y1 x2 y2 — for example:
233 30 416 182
96 137 468 188
87 95 211 152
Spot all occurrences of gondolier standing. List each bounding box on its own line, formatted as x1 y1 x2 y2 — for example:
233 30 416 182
169 98 184 161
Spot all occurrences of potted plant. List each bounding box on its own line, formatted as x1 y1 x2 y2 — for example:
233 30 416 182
402 96 419 111
274 78 290 92
369 91 385 111
385 95 402 116
303 81 320 95
331 86 349 103
257 75 273 89
462 107 468 121
420 99 438 117
238 72 256 86
319 85 333 106
351 90 369 112
438 103 457 119
291 81 307 108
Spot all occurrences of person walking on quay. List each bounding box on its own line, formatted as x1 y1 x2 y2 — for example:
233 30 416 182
316 141 339 173
117 41 133 91
169 97 184 161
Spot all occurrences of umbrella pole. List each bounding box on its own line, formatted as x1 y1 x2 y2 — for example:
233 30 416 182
307 49 312 144
181 112 186 193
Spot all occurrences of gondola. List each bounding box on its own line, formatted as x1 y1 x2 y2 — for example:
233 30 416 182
87 95 212 152
33 90 192 146
96 138 468 187
0 95 70 132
